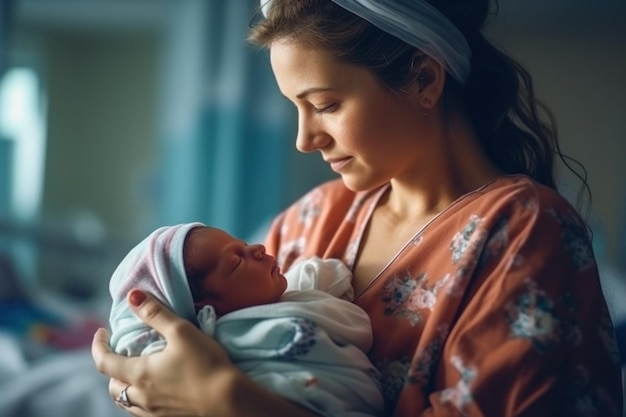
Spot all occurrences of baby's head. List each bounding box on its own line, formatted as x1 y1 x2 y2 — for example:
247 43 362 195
183 226 287 316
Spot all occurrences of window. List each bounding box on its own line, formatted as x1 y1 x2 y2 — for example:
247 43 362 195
0 67 46 220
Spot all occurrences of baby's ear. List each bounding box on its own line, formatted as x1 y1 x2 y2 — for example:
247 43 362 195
193 284 222 314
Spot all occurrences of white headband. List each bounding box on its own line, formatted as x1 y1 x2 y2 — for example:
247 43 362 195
260 0 471 84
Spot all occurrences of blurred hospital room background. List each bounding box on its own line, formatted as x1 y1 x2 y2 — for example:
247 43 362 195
0 1 624 416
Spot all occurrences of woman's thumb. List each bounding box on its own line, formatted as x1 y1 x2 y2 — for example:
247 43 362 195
127 289 178 334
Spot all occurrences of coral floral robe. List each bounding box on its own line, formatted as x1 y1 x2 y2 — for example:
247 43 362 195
264 175 623 417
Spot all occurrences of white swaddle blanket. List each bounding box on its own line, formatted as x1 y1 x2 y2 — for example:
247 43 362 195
108 222 202 356
108 223 384 417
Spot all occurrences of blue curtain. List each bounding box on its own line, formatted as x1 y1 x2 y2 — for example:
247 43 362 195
156 0 298 240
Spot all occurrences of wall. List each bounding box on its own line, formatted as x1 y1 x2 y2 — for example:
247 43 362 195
8 25 162 292
39 31 161 240
7 1 625 295
487 3 626 265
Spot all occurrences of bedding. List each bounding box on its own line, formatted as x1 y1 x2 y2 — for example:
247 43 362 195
0 292 126 417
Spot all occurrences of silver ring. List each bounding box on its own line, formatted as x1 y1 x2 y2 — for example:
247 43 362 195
115 384 132 408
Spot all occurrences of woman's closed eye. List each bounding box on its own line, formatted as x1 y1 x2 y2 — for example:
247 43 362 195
314 103 338 114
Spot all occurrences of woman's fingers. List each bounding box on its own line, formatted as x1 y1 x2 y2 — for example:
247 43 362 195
110 378 140 411
128 290 186 340
109 379 152 417
91 289 239 416
92 326 145 389
91 327 126 378
110 378 132 407
92 328 145 411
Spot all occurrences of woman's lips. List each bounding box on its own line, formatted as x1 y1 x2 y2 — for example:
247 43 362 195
327 157 352 172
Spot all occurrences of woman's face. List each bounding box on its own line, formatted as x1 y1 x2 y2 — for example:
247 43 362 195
185 227 287 316
270 39 431 191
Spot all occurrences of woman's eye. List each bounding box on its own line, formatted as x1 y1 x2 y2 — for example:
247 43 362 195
314 103 337 114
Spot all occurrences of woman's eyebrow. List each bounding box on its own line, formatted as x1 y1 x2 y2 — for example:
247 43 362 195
296 87 334 99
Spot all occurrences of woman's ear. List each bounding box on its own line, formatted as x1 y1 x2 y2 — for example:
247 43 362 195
411 52 446 110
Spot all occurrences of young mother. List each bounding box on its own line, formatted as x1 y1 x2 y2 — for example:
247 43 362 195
92 0 623 416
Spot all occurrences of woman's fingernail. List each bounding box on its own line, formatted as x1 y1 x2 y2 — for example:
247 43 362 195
129 290 147 307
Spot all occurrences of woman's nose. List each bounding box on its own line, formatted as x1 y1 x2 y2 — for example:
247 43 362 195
295 113 330 153
248 244 266 260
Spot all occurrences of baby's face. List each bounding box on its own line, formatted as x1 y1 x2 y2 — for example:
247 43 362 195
184 227 287 315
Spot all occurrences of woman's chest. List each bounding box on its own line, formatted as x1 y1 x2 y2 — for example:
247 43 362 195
351 210 436 298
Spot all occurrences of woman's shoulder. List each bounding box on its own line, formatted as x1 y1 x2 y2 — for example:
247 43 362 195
453 175 591 245
479 174 561 198
474 174 582 215
481 176 593 255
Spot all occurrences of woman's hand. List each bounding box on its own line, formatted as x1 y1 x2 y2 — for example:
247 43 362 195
92 290 236 417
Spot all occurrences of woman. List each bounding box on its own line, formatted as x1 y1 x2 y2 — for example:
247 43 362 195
92 0 623 416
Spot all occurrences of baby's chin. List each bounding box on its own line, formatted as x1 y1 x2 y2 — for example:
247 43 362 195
277 273 288 293
272 264 288 287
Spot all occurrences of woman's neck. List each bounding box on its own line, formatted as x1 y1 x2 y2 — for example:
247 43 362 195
386 113 503 221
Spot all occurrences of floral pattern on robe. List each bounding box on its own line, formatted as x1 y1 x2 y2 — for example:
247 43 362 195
264 175 623 417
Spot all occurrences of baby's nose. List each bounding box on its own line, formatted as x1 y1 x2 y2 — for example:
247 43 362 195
249 244 266 259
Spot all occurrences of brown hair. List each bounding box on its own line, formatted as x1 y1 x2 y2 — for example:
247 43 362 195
249 0 590 211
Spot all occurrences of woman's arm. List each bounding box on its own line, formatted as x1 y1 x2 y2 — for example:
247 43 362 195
91 290 321 417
